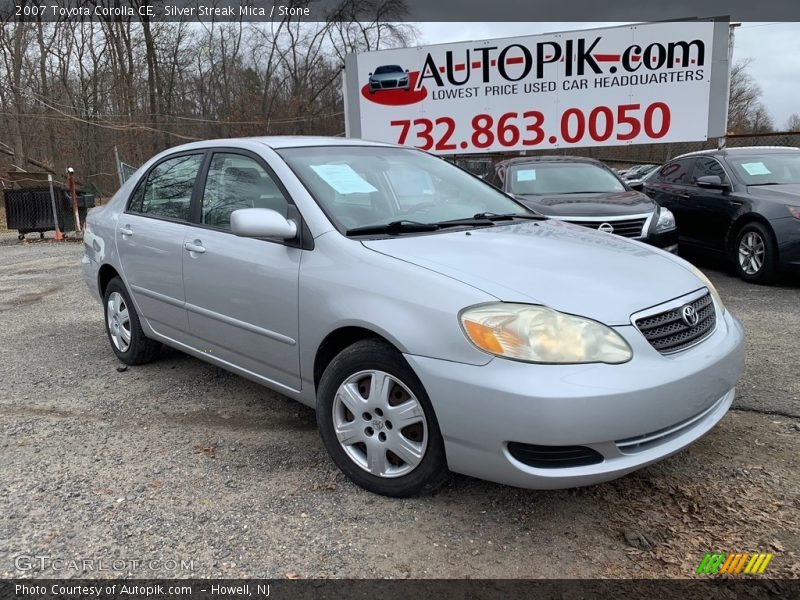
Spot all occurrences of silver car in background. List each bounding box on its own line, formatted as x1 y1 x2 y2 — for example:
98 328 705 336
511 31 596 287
82 137 745 497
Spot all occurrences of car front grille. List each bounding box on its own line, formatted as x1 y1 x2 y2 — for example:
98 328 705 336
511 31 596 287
381 80 398 89
635 292 716 354
564 217 648 238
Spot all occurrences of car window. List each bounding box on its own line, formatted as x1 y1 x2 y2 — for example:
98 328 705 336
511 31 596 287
655 158 695 185
385 165 436 210
129 154 202 220
201 153 290 230
692 157 729 185
726 153 800 185
277 146 529 232
507 163 625 195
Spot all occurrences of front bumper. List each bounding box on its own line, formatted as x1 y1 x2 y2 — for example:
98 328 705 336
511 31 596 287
772 216 800 271
405 309 745 489
644 228 679 253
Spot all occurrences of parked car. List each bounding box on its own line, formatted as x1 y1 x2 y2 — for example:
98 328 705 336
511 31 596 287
624 164 662 188
621 164 659 181
643 147 800 283
368 65 410 93
485 156 678 252
83 137 744 497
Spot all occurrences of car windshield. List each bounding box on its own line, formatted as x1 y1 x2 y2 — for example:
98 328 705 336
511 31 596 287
727 153 800 185
277 146 531 233
374 65 402 74
507 163 627 195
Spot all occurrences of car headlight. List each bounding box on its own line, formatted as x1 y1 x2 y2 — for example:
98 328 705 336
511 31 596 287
686 265 725 314
460 303 632 364
654 207 676 232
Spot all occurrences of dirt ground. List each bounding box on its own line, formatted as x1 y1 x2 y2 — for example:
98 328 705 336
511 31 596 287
0 235 798 579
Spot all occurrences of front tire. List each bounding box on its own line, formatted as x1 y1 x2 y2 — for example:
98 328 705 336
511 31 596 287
317 339 448 497
103 277 161 365
734 222 777 284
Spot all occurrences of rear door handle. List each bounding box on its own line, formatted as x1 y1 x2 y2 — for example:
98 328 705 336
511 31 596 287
183 240 206 254
119 226 133 237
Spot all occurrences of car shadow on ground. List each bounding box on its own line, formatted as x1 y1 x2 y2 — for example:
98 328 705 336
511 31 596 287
678 248 800 289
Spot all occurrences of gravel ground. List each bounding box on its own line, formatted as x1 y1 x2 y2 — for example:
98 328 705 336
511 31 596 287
0 234 798 579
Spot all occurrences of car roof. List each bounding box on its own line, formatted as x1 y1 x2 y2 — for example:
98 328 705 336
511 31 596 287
672 146 800 160
494 155 606 168
159 136 397 155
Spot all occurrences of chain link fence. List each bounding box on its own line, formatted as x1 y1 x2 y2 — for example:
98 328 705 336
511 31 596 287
453 131 800 175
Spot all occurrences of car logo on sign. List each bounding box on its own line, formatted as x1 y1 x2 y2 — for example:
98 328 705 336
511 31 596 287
598 223 614 233
681 304 699 327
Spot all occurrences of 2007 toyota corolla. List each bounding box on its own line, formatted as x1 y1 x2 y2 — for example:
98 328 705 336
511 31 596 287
82 137 745 497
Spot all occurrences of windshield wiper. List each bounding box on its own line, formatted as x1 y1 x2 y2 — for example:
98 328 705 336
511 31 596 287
748 182 784 186
471 212 548 221
345 220 440 236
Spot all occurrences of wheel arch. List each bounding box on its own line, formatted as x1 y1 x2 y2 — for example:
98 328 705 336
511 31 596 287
97 264 121 298
727 213 778 256
313 326 399 392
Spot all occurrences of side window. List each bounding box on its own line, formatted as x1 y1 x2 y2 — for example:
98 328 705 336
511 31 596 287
484 167 501 189
130 154 202 221
655 158 695 185
201 153 290 230
691 157 728 185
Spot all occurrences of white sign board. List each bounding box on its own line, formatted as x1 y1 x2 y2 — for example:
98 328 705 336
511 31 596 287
344 21 730 154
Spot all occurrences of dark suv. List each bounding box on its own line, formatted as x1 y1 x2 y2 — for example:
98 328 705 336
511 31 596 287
643 147 800 283
486 156 678 251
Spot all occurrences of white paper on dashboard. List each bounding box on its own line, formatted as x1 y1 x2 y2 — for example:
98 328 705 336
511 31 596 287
310 164 379 194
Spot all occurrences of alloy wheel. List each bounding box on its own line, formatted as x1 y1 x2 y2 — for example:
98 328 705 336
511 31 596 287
106 291 131 352
332 370 428 478
738 231 765 275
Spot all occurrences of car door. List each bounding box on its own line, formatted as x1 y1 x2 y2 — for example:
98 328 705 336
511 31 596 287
116 152 205 342
646 158 699 245
686 156 739 250
181 150 302 391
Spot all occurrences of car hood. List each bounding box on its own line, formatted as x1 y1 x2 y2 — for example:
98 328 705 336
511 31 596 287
746 183 800 202
515 190 655 217
361 220 702 326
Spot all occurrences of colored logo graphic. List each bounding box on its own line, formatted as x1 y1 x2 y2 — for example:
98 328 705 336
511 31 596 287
362 65 426 106
696 552 774 575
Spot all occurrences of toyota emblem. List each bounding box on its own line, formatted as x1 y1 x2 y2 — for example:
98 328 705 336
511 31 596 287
598 223 614 234
681 305 699 327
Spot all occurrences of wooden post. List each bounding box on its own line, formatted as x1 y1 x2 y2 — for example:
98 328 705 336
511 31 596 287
67 168 81 233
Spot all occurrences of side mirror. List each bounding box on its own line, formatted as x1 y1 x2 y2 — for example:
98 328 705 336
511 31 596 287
405 69 410 73
368 72 373 76
628 181 644 191
231 208 297 240
696 175 728 190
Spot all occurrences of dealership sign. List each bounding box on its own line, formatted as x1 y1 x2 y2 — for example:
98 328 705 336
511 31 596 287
343 21 731 154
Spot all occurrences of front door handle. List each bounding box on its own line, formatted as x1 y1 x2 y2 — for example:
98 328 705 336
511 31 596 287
119 225 133 237
183 240 206 254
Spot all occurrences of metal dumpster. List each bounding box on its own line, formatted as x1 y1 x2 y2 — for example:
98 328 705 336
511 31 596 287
3 187 94 239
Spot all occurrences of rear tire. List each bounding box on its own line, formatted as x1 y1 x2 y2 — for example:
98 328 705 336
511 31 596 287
103 277 161 365
317 339 449 497
734 222 777 284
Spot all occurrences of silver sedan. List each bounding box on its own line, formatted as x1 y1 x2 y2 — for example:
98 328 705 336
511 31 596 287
82 137 745 497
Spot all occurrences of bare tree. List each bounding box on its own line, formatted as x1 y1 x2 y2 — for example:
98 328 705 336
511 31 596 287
785 113 800 132
727 59 774 134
